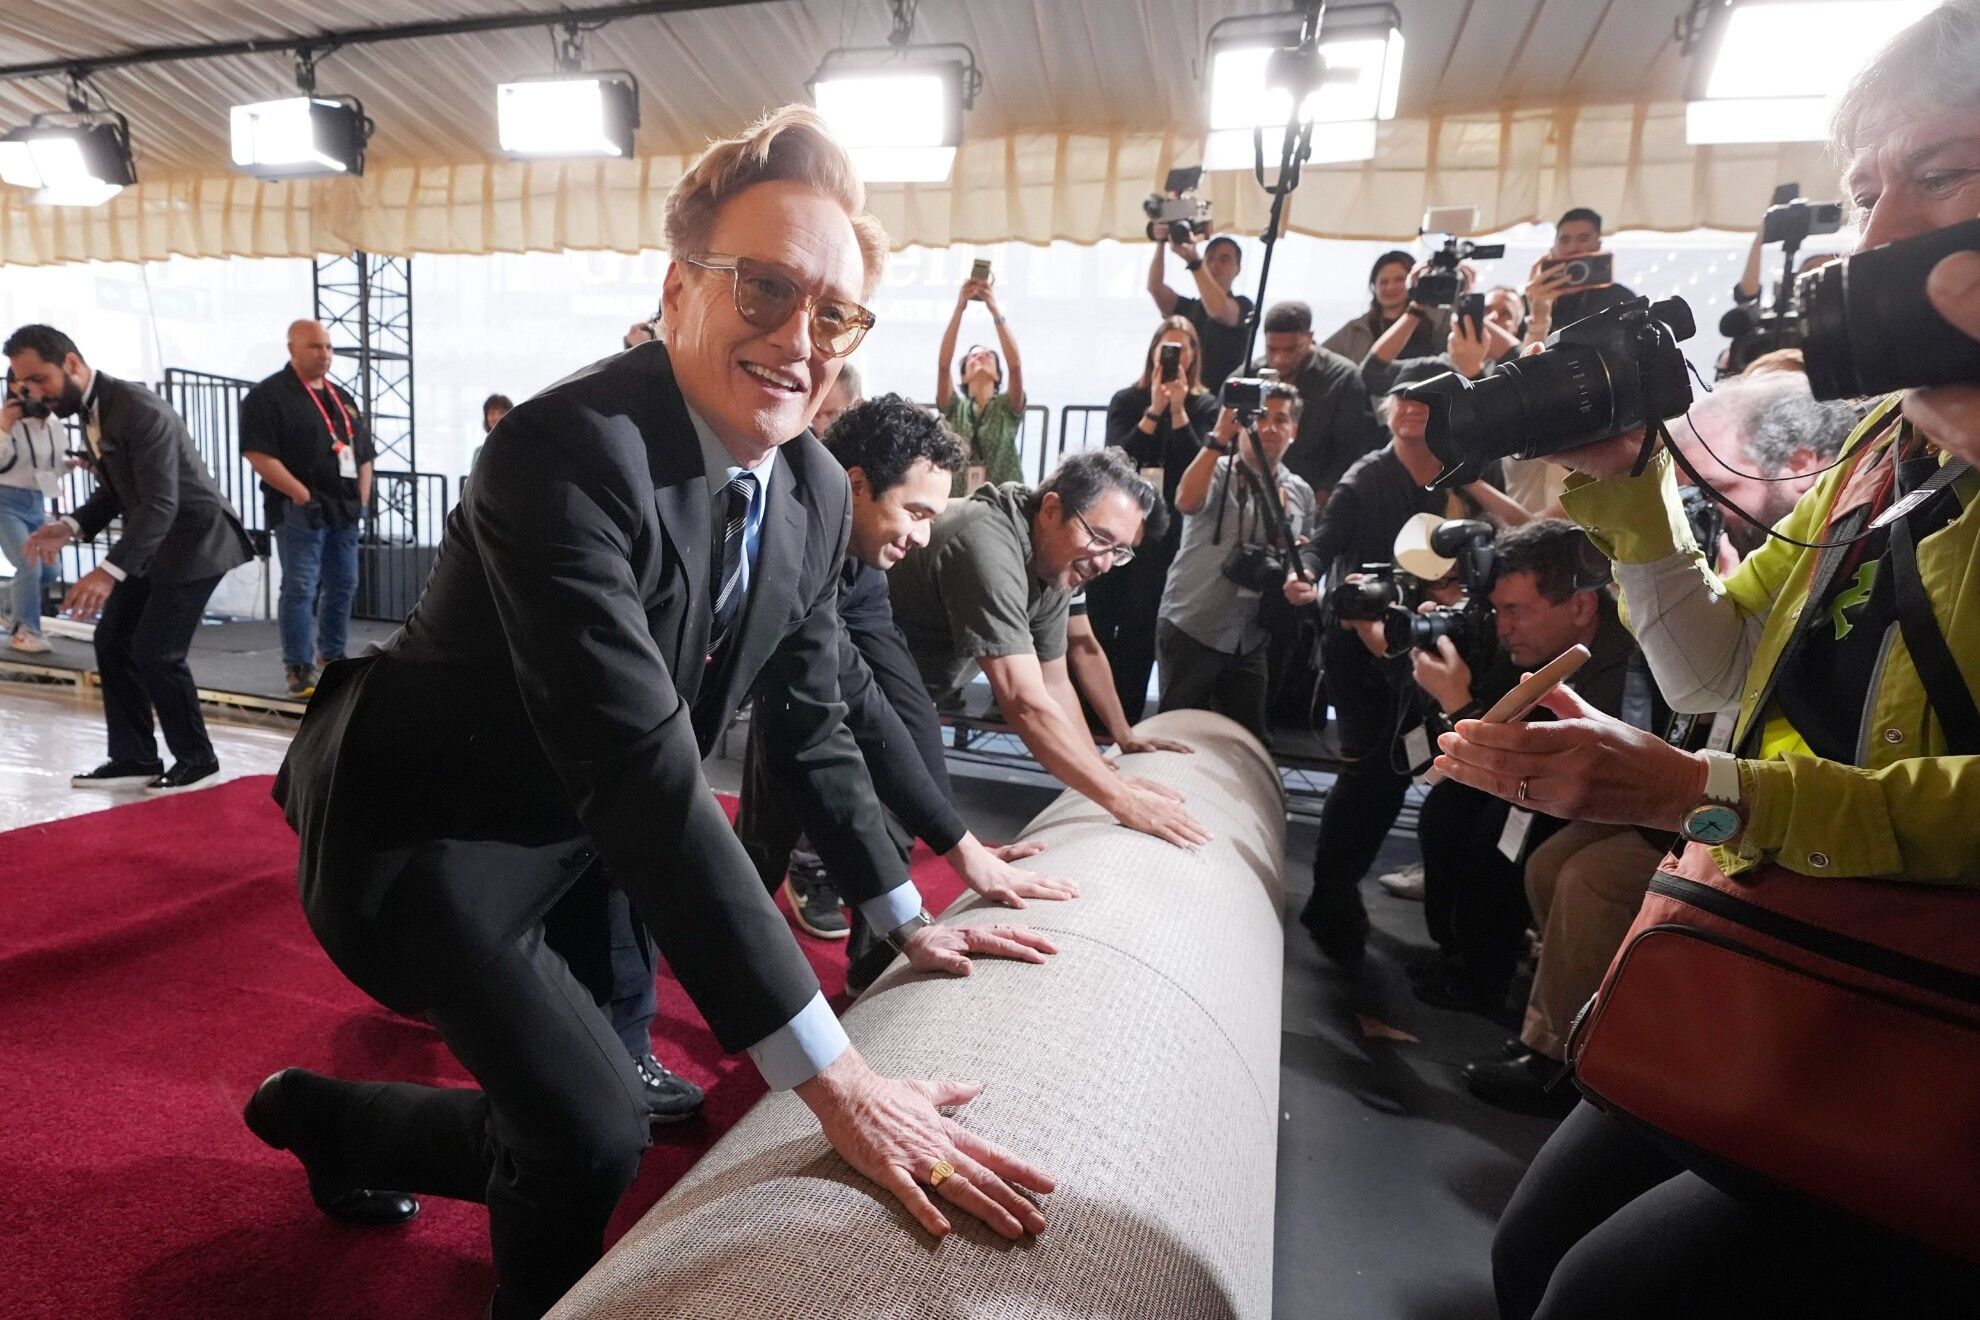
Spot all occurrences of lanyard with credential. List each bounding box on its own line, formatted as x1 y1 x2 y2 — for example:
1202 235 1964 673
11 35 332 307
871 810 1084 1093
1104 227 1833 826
295 366 355 453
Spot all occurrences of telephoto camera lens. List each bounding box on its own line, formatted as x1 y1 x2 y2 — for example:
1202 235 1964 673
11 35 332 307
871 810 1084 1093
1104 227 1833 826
1798 217 1980 401
1400 296 1696 488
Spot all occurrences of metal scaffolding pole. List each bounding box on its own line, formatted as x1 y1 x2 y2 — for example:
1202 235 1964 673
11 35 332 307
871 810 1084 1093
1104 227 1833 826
311 251 414 471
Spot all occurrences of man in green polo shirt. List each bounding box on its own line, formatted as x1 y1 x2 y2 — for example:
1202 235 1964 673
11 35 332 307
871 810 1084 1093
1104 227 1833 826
888 449 1209 849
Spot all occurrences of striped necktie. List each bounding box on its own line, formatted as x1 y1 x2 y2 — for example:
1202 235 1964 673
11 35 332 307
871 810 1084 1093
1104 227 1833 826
708 471 756 655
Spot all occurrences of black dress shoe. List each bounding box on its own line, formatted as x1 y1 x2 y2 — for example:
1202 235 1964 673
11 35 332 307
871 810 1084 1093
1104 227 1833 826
243 1069 420 1226
142 759 220 796
633 1055 704 1124
71 758 164 788
1414 968 1514 1022
1464 1051 1578 1118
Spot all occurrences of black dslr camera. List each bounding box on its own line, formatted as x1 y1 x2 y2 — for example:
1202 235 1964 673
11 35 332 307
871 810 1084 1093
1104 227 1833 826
1795 216 1980 401
1398 295 1698 488
1323 562 1410 623
1144 166 1212 245
1383 519 1499 667
1219 373 1272 418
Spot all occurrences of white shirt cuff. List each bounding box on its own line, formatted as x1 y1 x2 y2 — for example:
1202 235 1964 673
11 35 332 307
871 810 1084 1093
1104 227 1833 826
858 881 923 935
99 560 126 582
745 991 850 1091
59 515 81 535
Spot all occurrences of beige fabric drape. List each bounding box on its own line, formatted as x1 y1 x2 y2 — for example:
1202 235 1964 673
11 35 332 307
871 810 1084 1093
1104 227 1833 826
0 104 1836 267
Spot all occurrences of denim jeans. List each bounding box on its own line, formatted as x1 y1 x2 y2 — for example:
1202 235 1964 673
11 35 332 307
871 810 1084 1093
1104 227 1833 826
0 484 59 636
274 501 360 667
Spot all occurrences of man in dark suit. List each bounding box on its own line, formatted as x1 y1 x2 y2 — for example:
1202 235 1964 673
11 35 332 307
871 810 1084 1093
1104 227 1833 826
735 393 1075 963
244 108 1054 1320
8 324 254 794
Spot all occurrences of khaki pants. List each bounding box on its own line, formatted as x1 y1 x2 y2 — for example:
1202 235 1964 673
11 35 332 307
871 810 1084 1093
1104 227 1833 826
1519 821 1666 1060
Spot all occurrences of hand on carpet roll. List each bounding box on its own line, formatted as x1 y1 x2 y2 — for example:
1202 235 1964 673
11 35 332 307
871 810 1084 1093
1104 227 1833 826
1111 780 1213 849
986 838 1047 863
946 833 1079 908
902 922 1059 976
795 1046 1055 1241
1115 733 1195 755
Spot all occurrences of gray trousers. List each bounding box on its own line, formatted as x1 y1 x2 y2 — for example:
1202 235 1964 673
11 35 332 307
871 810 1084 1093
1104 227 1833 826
1156 620 1270 743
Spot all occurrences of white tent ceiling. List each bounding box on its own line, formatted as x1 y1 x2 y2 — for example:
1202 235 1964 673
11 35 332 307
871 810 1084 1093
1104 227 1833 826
0 0 1842 266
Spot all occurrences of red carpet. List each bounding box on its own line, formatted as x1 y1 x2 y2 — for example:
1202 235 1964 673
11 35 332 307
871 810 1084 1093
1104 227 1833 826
0 777 963 1319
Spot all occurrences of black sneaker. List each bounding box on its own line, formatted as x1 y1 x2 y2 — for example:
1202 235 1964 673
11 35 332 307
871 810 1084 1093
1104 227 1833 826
633 1054 704 1124
285 664 317 698
1298 882 1370 970
1463 1051 1578 1118
782 856 849 940
143 759 221 796
71 758 165 789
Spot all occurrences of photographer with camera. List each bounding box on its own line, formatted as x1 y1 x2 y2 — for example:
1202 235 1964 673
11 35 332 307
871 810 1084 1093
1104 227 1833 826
1280 363 1520 967
1413 7 1980 1312
1156 382 1317 741
1322 250 1449 365
0 366 65 653
1252 301 1385 502
935 274 1026 494
1148 233 1253 393
1522 207 1636 348
1404 522 1639 1029
1086 318 1223 722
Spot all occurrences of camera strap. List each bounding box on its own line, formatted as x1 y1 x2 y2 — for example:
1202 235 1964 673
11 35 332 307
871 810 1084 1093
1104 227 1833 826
1890 502 1980 756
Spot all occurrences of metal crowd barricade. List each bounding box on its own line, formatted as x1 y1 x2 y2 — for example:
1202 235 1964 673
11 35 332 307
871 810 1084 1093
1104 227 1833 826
356 469 450 623
1053 404 1113 478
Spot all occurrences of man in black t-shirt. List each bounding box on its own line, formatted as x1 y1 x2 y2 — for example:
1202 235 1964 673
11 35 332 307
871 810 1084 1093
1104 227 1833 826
1522 207 1638 343
1147 233 1254 391
1251 300 1385 502
1285 371 1512 968
240 319 376 697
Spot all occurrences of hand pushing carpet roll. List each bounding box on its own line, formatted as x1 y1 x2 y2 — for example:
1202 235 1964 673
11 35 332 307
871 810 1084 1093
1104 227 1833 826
551 709 1287 1320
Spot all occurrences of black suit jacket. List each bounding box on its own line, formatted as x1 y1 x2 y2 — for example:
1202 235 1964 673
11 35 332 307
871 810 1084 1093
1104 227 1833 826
275 344 906 1053
71 372 253 583
758 559 968 855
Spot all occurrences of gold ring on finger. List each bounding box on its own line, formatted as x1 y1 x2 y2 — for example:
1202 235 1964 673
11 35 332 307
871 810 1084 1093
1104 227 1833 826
928 1159 956 1187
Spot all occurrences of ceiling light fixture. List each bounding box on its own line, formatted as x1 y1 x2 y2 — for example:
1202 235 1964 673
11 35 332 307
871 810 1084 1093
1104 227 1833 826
808 0 982 184
0 77 137 207
497 22 640 159
1203 3 1404 171
229 48 372 178
1678 0 1934 144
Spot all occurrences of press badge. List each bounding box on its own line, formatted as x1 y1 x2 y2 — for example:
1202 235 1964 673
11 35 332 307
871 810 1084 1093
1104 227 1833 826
1403 725 1432 771
1498 807 1534 861
966 463 987 491
336 442 358 480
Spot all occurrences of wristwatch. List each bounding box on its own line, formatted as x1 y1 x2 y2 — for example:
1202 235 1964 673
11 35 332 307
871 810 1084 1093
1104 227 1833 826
1678 751 1746 845
883 909 935 954
1185 258 1203 272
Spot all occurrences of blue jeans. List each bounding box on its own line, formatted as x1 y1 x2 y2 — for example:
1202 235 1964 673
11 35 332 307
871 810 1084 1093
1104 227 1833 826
0 484 59 636
274 501 360 667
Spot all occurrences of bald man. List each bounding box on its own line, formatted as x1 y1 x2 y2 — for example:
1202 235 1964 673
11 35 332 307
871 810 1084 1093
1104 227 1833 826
242 320 376 697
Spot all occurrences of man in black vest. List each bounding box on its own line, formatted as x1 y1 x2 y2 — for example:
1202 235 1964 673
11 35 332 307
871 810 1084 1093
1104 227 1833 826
9 325 254 794
245 108 1055 1320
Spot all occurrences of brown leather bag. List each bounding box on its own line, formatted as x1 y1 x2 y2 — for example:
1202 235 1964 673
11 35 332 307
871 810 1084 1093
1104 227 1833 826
1568 843 1980 1265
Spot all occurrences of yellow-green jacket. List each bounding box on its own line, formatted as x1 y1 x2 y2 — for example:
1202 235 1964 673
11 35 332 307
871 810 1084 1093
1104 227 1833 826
1562 397 1980 884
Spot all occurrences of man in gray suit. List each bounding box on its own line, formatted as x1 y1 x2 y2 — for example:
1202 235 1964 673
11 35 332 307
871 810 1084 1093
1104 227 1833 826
9 324 253 794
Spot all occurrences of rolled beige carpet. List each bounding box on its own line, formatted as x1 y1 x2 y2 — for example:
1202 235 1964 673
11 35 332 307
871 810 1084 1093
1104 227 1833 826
551 708 1287 1320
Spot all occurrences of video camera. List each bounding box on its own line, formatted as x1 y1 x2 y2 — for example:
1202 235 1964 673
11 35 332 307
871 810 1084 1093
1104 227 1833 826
1414 205 1505 308
1719 184 1845 374
1383 519 1499 667
1145 166 1212 245
1398 294 1698 488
